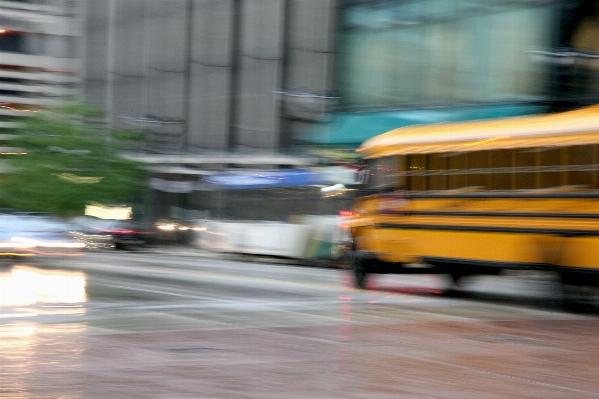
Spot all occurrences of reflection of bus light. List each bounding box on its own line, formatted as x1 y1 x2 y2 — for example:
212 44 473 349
0 267 87 306
339 210 360 218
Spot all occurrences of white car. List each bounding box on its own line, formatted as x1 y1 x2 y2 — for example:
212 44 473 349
0 214 85 259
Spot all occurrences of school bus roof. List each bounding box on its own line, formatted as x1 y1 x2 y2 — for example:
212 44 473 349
357 105 599 159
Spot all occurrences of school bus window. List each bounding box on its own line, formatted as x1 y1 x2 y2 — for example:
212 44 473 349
568 144 595 189
407 154 426 191
371 156 398 190
356 161 372 186
447 152 468 190
468 150 490 189
428 153 447 191
396 155 407 188
539 147 562 189
515 148 537 190
364 159 379 189
489 149 513 190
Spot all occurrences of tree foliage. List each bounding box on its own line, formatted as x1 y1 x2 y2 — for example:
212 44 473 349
0 104 147 216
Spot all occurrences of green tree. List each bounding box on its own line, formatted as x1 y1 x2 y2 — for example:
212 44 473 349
0 104 147 216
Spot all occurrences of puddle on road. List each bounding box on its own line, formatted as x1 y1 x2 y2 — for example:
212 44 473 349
0 264 89 398
0 321 87 399
0 264 87 308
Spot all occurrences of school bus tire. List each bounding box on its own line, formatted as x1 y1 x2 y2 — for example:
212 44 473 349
449 271 465 286
560 271 597 310
353 256 369 289
349 240 370 289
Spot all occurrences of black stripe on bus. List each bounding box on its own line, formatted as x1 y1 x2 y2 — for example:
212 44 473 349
377 223 599 236
421 256 599 275
406 192 599 199
381 211 599 219
421 256 545 271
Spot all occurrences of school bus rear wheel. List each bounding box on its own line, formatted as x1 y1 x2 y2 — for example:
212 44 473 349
353 256 370 289
560 272 598 308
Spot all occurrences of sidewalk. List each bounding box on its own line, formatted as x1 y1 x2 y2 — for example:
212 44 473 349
139 244 337 268
139 244 224 259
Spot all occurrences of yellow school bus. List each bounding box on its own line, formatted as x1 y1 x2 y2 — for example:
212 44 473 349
347 105 599 301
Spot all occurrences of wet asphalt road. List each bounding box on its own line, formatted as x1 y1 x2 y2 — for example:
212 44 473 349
1 249 599 398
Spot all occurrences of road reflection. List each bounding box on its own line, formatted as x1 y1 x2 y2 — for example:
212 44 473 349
0 265 87 399
0 264 87 308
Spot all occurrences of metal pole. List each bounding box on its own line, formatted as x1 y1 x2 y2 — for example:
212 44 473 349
228 0 242 152
141 0 149 134
106 0 116 130
182 0 194 153
278 0 292 151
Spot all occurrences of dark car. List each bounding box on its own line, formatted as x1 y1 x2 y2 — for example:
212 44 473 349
69 217 155 250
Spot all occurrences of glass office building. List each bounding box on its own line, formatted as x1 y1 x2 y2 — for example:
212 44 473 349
297 0 599 149
337 0 559 110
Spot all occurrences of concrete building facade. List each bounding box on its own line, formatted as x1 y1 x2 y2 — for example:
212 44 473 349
84 0 337 155
0 0 81 126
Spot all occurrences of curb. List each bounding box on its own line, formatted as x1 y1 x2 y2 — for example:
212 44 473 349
137 246 340 268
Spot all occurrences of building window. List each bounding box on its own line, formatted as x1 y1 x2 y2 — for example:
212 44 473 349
337 0 556 109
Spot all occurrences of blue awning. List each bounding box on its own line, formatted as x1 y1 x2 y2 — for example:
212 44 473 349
297 104 548 147
202 169 322 190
